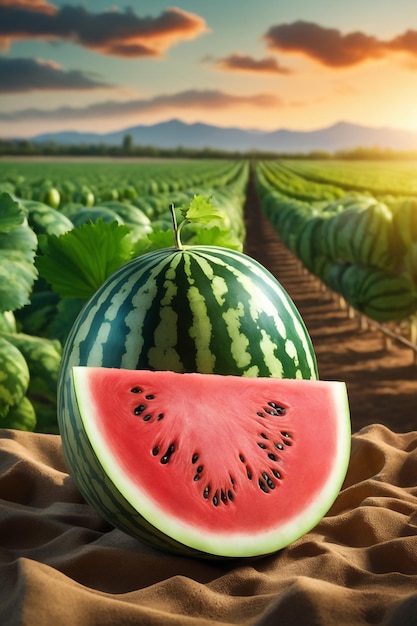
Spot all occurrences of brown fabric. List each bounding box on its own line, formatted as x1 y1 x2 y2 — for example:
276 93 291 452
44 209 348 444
1 425 417 626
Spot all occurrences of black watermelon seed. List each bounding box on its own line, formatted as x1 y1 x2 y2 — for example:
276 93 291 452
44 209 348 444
230 475 235 485
268 453 277 461
257 442 267 449
145 394 155 400
213 493 219 506
152 446 159 456
257 411 265 417
221 490 227 503
263 473 275 489
192 453 199 464
143 414 152 422
246 467 252 480
265 403 286 416
130 387 142 393
196 465 203 474
258 479 269 493
133 404 146 416
203 486 210 499
160 443 175 464
228 490 234 501
275 442 284 450
239 453 245 462
272 469 281 479
193 474 200 481
157 413 164 421
260 432 268 439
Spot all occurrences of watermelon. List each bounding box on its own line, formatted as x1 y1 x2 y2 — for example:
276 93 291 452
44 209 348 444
58 245 317 381
0 336 30 419
20 200 74 236
4 395 36 431
70 367 350 558
57 242 323 555
70 206 125 227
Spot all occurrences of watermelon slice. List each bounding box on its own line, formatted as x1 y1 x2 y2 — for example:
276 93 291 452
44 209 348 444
70 367 351 558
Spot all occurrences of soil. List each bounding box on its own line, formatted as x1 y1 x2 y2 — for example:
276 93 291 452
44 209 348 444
243 170 417 434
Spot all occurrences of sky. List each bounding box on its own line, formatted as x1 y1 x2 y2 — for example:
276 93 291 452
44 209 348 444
1 0 417 139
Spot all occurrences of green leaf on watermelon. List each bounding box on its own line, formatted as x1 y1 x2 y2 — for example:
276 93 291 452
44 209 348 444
180 194 226 226
36 219 134 299
0 192 38 313
133 228 175 257
192 226 243 251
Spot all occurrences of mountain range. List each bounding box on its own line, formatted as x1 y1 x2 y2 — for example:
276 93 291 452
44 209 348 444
30 119 417 153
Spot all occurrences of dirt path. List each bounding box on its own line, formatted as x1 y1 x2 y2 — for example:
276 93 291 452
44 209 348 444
243 170 417 434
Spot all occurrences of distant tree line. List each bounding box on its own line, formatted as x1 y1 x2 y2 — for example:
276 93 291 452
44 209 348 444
1 135 417 161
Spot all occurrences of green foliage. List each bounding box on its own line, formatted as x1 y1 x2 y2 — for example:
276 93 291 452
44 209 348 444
192 226 242 251
133 229 175 256
180 194 226 225
36 220 134 300
0 193 38 313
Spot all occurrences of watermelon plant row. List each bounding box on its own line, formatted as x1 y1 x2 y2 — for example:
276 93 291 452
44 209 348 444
258 160 345 203
0 160 249 433
279 159 417 200
256 161 417 324
0 159 245 208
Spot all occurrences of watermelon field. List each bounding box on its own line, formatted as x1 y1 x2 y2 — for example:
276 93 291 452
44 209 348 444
1 157 417 435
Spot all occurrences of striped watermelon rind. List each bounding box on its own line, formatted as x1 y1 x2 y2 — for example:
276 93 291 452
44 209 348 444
58 245 317 381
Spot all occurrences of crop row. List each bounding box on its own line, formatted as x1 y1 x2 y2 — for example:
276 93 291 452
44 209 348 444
256 161 417 323
0 159 246 209
279 159 417 199
0 160 249 433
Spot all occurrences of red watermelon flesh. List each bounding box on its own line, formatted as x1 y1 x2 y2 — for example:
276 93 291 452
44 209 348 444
72 367 351 557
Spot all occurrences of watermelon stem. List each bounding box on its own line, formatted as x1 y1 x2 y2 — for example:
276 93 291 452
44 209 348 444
170 203 185 250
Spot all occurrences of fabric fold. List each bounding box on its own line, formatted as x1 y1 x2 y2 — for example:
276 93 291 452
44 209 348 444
1 424 417 625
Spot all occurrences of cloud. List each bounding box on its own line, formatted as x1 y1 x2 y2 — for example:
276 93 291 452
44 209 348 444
265 21 417 68
263 21 417 68
0 89 282 121
0 4 208 57
0 0 56 15
263 21 385 67
0 56 110 92
209 53 292 75
388 29 417 54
